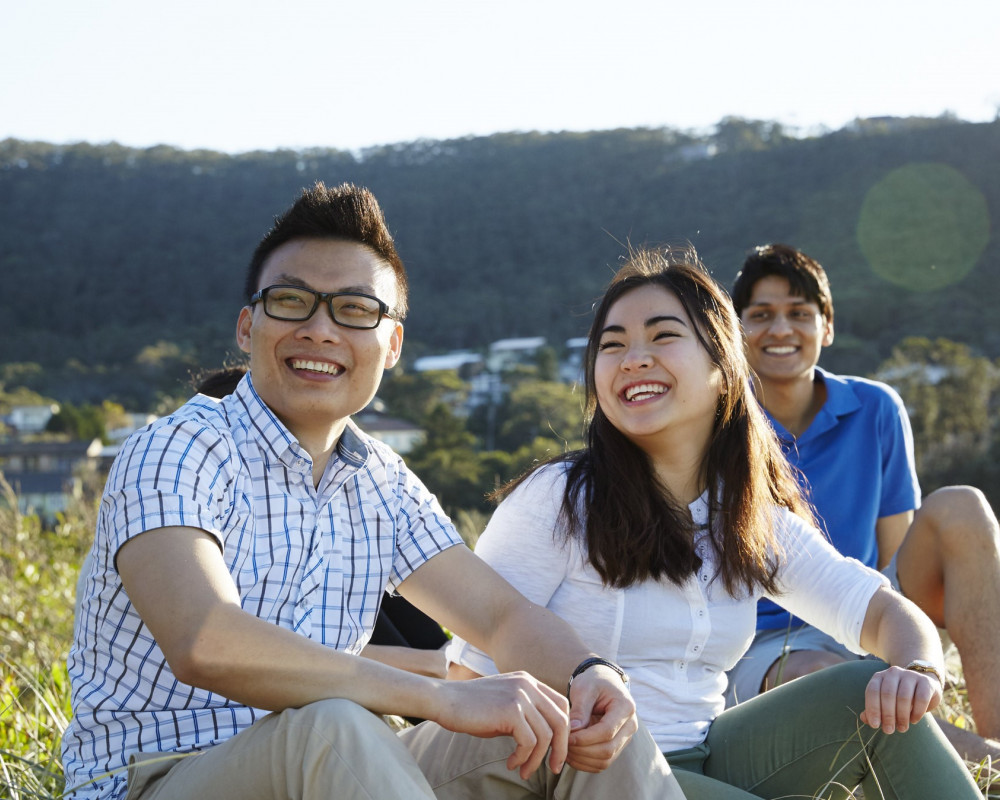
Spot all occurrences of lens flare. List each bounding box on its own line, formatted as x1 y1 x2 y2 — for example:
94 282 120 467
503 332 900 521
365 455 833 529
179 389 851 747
856 163 989 292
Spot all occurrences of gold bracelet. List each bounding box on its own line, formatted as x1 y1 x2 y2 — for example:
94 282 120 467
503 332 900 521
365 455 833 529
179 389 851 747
904 659 944 686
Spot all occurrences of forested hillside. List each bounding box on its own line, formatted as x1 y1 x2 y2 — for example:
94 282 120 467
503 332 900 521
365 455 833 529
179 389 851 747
2 116 998 408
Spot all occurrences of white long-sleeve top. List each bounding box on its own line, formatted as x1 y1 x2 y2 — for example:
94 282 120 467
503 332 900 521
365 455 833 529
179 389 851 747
448 463 888 753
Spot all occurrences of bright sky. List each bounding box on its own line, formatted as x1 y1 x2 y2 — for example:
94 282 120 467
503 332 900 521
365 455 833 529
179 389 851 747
4 0 998 155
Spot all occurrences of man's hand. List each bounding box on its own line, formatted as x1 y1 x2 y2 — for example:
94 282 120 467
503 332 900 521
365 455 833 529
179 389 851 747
565 665 638 773
432 672 571 779
859 665 942 734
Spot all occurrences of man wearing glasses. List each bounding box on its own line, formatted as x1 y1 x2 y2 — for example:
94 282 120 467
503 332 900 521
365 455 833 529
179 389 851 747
63 182 679 800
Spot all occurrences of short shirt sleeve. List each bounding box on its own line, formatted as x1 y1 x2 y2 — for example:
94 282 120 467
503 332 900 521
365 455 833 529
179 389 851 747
767 508 890 654
382 451 465 591
102 417 238 563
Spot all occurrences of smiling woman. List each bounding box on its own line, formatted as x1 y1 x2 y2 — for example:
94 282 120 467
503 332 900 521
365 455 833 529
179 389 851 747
446 244 983 799
593 279 723 481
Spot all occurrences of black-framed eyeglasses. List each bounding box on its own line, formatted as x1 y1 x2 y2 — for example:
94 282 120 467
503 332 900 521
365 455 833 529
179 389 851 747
249 285 394 330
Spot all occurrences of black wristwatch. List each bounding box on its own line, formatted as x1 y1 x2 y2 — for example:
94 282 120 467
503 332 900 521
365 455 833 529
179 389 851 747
567 656 630 696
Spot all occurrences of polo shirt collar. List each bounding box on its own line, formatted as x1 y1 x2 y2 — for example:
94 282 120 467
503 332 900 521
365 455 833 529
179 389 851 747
796 366 863 443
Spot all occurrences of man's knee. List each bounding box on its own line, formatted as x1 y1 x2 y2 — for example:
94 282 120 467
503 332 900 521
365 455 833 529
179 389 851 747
268 698 405 769
764 649 850 690
919 486 999 554
277 697 391 742
273 699 433 796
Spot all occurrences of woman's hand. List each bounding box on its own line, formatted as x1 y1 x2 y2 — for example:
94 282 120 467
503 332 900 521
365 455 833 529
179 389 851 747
565 665 638 773
859 665 942 733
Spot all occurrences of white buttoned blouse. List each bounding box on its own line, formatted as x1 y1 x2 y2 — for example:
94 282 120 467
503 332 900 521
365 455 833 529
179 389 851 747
447 463 887 753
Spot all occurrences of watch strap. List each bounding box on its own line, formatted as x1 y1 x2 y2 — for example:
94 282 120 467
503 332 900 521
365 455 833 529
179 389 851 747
904 659 944 686
567 657 629 696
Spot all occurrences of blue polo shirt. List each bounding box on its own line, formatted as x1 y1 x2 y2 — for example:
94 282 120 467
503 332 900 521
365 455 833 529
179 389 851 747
757 367 921 631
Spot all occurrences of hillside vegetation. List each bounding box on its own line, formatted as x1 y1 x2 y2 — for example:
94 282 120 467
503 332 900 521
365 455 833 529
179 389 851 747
2 116 998 409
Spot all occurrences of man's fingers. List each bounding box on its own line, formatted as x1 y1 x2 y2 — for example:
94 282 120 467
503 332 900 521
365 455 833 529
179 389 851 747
503 681 569 778
505 704 547 778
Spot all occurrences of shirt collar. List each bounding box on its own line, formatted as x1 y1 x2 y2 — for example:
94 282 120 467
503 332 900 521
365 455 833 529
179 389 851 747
797 366 863 442
231 374 372 472
337 423 369 467
759 366 863 443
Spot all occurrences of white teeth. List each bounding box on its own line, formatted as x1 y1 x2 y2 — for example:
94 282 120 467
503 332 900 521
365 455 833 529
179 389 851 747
291 359 343 375
764 346 797 355
625 383 666 402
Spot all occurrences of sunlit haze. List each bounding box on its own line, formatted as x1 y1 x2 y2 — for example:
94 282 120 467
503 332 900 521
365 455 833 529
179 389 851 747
4 0 999 154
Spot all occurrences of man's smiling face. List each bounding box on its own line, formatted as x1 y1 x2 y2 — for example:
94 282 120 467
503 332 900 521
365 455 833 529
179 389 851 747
739 274 833 385
236 238 403 443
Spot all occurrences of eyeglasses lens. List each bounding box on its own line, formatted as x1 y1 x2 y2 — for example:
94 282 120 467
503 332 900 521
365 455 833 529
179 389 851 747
262 287 384 329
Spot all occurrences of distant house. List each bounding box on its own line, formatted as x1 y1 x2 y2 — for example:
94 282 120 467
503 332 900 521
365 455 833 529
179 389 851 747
354 410 425 455
559 337 588 385
106 412 158 445
413 351 484 375
673 142 718 162
0 438 103 519
486 337 547 373
3 403 60 435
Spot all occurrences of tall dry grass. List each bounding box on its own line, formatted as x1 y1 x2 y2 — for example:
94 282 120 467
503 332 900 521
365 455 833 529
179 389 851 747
2 472 998 798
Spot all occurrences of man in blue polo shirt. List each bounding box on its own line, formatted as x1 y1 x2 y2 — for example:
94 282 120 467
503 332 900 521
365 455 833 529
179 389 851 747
726 243 1000 761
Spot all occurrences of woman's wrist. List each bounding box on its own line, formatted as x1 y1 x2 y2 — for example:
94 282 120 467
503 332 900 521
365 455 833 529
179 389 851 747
903 658 945 687
567 656 630 695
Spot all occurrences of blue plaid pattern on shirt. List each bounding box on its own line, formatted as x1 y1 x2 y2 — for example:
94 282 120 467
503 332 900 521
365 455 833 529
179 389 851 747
61 374 462 799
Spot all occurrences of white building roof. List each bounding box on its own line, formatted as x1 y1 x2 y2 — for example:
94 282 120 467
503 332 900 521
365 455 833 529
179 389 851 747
489 337 547 352
413 352 484 372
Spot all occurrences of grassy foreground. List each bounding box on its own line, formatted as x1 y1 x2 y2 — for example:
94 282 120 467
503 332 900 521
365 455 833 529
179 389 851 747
2 474 998 798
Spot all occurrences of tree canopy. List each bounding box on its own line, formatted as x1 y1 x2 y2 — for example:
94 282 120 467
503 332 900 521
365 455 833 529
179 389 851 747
1 115 998 409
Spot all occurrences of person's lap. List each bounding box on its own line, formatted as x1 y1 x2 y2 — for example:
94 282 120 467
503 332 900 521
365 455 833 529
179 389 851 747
123 696 684 800
401 716 685 799
678 660 980 800
123 699 436 800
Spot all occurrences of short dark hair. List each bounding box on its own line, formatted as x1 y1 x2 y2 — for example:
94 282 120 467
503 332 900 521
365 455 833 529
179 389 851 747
731 243 833 323
244 182 408 320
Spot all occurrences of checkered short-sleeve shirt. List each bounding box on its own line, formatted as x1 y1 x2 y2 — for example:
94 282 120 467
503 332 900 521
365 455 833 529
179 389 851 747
62 374 463 799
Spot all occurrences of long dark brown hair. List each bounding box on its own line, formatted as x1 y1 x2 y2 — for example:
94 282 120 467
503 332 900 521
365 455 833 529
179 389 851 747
498 245 814 595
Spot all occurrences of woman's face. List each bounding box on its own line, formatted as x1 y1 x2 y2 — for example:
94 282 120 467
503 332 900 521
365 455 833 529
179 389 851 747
594 283 723 451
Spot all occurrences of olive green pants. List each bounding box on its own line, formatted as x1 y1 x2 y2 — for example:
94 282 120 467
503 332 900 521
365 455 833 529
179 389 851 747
668 660 981 800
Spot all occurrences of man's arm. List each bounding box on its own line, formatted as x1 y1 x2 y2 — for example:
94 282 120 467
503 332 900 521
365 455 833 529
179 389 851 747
875 510 914 570
361 643 448 678
398 545 638 772
117 526 574 778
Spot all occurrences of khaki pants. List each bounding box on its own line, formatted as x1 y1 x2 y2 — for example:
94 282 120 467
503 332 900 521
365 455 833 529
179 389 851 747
401 717 681 799
125 698 683 800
